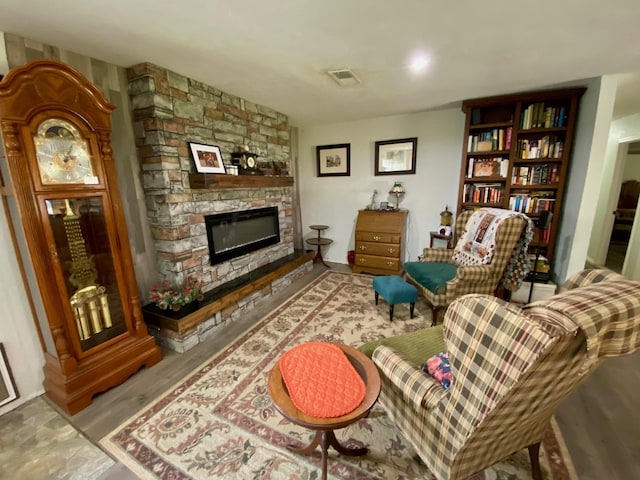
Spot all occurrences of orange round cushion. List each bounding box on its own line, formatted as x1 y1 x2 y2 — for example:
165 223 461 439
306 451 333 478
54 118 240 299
278 342 366 418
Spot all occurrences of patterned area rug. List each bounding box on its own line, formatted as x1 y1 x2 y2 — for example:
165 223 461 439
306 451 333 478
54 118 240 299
101 271 578 479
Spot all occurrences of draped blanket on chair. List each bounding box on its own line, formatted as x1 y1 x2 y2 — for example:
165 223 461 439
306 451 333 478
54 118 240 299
452 208 533 291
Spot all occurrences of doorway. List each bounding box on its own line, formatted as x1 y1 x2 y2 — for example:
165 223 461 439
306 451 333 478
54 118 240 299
605 142 640 273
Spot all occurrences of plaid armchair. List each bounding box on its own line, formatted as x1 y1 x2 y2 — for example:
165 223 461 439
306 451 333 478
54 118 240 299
360 269 640 480
404 208 530 325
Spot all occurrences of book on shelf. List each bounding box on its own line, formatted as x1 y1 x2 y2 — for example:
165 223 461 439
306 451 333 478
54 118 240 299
508 191 555 214
521 103 568 130
464 183 504 204
505 127 512 150
467 127 512 153
518 136 564 159
511 164 558 186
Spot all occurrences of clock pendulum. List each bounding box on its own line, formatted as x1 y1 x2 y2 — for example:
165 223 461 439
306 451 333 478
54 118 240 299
63 199 112 340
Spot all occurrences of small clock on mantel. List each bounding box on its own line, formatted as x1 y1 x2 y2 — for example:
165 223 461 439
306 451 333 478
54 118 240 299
0 59 162 414
231 146 263 175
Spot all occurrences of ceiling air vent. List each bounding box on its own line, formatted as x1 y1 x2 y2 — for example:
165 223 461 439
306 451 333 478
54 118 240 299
327 68 361 87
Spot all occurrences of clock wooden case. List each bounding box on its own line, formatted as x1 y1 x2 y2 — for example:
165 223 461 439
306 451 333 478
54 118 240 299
0 60 162 414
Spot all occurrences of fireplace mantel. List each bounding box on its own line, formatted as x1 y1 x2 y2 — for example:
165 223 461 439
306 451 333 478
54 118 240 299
189 173 294 189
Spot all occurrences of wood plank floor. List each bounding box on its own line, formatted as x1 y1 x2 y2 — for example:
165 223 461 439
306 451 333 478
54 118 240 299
54 263 639 479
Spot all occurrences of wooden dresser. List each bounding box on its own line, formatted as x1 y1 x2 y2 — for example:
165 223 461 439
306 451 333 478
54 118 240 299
352 209 408 275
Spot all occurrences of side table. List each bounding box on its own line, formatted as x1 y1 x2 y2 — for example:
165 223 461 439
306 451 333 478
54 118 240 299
430 231 453 249
307 224 333 267
268 343 381 480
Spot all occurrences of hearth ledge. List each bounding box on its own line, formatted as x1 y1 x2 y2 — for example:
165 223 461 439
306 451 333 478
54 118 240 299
143 250 314 353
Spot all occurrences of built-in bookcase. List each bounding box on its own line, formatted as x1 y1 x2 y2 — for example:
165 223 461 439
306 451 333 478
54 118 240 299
457 88 586 275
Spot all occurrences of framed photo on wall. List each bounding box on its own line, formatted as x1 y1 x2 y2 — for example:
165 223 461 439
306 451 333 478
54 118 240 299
189 143 226 174
374 137 417 175
316 143 350 177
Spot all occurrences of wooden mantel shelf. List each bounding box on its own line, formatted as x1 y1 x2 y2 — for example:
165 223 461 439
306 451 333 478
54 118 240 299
189 173 294 189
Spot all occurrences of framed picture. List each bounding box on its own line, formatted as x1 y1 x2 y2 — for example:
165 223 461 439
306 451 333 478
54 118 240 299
374 137 417 175
189 143 226 174
473 159 500 177
0 343 18 408
316 143 350 177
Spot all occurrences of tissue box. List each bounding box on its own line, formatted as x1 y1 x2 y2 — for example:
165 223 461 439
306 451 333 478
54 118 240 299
511 281 557 304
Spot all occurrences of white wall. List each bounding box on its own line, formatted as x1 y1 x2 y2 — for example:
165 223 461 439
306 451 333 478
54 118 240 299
0 188 45 416
0 34 46 416
298 108 465 265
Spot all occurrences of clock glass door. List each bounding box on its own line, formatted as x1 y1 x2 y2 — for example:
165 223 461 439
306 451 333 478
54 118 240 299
45 195 126 351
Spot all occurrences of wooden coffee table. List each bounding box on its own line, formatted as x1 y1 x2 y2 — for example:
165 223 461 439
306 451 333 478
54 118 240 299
268 343 381 480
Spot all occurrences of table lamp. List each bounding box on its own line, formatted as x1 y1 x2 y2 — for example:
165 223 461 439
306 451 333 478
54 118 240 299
389 182 405 210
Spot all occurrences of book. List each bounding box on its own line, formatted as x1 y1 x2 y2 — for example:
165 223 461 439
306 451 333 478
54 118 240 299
477 140 493 152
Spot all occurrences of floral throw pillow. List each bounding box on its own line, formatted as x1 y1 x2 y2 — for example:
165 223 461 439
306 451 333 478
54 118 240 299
421 352 452 390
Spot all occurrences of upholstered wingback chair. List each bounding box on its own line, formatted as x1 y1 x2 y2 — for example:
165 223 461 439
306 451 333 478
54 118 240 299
360 269 640 480
404 208 530 324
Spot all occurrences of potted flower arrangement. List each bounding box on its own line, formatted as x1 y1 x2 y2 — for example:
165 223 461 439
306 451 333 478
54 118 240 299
149 275 205 311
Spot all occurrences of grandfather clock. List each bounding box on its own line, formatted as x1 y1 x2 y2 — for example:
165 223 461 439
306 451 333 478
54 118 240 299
0 60 161 414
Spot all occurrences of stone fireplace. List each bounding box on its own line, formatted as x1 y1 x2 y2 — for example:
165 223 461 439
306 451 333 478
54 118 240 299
126 63 310 351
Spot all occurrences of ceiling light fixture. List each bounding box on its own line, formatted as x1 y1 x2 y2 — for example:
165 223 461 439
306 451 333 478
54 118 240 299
327 68 361 87
409 55 430 74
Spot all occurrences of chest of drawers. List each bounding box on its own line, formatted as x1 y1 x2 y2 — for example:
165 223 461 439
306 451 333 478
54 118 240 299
352 209 407 275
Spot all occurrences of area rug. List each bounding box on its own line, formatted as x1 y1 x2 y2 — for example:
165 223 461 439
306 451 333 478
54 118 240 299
100 270 578 479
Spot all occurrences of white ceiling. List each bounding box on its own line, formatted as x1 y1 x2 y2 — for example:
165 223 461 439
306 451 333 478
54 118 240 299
1 0 640 126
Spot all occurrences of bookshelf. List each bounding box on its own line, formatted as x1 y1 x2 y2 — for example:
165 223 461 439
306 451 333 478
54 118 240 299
457 87 586 275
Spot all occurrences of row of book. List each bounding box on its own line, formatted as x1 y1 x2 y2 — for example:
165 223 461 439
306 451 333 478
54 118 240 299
466 157 509 178
467 127 512 152
518 137 564 159
508 193 556 214
463 183 504 204
511 164 559 186
521 103 567 129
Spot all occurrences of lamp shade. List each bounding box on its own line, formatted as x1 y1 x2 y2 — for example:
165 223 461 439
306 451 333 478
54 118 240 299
389 182 405 195
389 182 405 209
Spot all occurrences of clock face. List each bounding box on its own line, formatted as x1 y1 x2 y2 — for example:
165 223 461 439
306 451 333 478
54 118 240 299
34 119 95 185
246 156 256 168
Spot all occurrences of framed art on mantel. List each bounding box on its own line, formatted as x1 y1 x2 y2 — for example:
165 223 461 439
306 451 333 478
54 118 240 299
374 137 417 175
316 143 350 177
189 143 226 174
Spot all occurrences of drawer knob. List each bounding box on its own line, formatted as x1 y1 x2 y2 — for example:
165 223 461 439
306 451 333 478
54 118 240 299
359 258 366 263
387 261 394 266
359 245 366 251
373 235 381 241
388 248 395 254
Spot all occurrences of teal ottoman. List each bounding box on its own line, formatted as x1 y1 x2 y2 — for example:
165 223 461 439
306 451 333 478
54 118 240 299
372 275 418 321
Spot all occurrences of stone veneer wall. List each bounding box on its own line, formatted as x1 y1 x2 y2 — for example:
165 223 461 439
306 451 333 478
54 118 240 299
126 63 294 293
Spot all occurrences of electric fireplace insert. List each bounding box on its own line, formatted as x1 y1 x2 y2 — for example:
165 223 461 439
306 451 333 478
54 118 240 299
204 206 280 265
